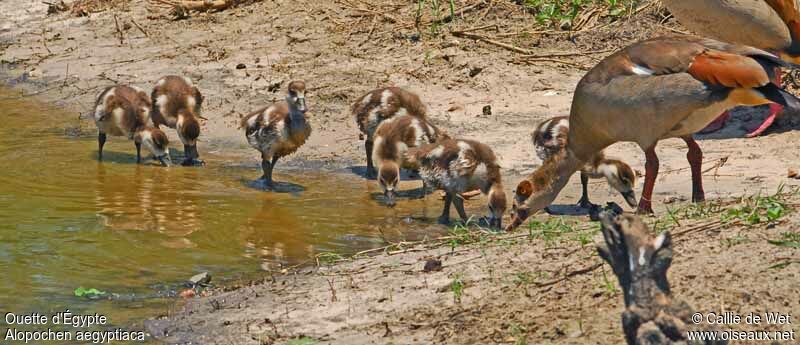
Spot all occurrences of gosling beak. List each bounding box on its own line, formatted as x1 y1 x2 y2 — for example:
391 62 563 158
157 154 172 167
622 190 638 208
489 216 502 230
505 208 530 231
384 189 397 207
297 97 307 113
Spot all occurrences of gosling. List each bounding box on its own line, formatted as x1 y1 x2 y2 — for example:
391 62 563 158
532 116 637 208
151 75 204 166
94 85 171 166
372 114 442 206
407 139 507 229
353 87 447 178
242 81 311 189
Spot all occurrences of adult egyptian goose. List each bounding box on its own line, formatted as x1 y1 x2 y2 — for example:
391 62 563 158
352 87 448 178
242 81 311 189
406 138 507 229
94 85 171 166
662 0 800 137
532 116 637 208
151 75 204 166
371 114 441 206
506 36 800 230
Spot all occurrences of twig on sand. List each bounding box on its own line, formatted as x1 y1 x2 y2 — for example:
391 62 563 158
534 263 602 288
130 18 149 37
326 278 338 302
451 31 533 54
113 13 124 45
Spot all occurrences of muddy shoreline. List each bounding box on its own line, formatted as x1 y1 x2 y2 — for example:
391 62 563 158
3 0 800 344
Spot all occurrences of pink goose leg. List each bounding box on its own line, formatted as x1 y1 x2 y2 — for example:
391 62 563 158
746 68 784 138
699 68 784 136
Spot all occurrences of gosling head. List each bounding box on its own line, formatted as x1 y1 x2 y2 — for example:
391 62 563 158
532 116 568 161
377 160 400 207
286 80 307 113
486 184 507 229
135 127 172 167
600 159 637 207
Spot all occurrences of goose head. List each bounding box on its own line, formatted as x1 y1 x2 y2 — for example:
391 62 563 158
134 127 172 167
599 159 638 207
377 160 400 207
486 183 507 229
286 80 307 113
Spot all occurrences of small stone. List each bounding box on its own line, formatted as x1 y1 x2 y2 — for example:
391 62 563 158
188 272 211 286
482 105 492 116
235 63 246 69
179 289 196 299
788 168 799 179
423 259 442 272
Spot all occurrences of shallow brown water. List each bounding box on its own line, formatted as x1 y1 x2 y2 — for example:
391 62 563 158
0 87 452 338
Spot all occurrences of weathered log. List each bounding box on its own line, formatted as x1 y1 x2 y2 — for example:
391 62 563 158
596 210 727 345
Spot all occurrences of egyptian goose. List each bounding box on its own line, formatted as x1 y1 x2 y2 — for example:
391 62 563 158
371 114 441 206
532 116 637 208
406 138 507 229
242 81 311 189
352 87 448 178
94 85 171 166
507 36 800 230
662 0 800 137
151 75 204 166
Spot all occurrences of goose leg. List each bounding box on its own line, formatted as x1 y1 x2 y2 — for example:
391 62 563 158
438 192 453 225
365 139 376 179
682 136 705 203
260 153 276 188
98 132 107 161
453 194 469 222
135 142 142 164
637 145 659 214
746 67 783 138
577 171 593 208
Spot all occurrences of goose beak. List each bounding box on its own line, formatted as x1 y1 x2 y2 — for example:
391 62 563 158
622 190 637 208
297 97 307 113
506 208 529 231
489 217 502 230
383 190 397 207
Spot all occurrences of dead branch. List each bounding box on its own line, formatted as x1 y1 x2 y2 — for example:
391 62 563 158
112 13 124 45
451 31 533 55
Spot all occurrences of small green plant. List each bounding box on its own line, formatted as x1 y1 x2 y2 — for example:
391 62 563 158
416 0 456 35
316 252 345 265
450 273 465 304
721 235 749 248
768 232 800 248
509 271 548 286
520 0 639 29
285 337 317 345
722 190 787 225
599 269 618 295
74 287 105 298
509 323 528 345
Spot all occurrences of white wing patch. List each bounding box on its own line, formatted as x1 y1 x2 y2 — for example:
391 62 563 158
427 145 445 158
380 89 393 108
630 64 654 75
